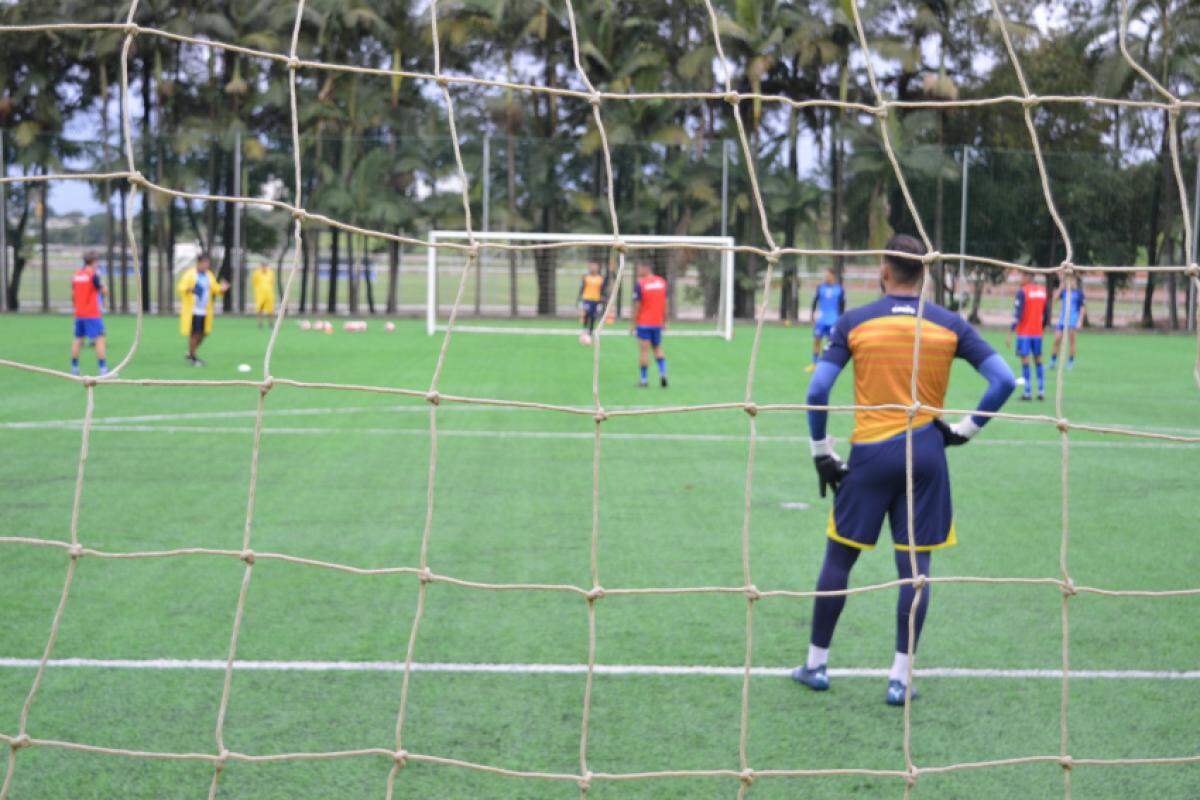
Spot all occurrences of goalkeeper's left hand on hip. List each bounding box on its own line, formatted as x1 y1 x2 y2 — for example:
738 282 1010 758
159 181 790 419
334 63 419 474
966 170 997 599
810 438 849 498
933 417 980 447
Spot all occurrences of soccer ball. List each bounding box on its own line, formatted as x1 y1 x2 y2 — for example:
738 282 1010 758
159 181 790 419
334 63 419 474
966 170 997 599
237 363 251 373
580 333 593 346
299 320 311 331
1015 376 1026 387
385 321 395 332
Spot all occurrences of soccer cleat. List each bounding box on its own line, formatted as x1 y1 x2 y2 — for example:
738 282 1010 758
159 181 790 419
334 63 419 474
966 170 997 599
1037 392 1045 401
804 363 816 373
660 376 668 388
1019 393 1032 401
637 379 648 388
885 680 917 707
791 664 829 692
70 365 80 376
192 356 206 367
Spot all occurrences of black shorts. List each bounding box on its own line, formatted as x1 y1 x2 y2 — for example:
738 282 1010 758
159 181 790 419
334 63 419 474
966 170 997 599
190 315 206 334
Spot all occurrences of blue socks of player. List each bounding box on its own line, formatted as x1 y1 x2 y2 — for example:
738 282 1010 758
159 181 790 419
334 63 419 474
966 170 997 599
656 357 666 377
1035 363 1045 395
70 358 79 376
639 365 648 383
1021 363 1031 396
98 358 107 376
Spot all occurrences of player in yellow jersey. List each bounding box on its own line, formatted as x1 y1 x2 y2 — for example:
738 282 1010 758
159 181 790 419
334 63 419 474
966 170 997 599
577 261 608 343
250 263 276 329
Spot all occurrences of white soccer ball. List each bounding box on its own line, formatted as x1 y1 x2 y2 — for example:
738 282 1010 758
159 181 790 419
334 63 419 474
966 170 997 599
385 321 395 332
299 320 311 331
1015 377 1026 387
580 333 593 346
237 363 251 373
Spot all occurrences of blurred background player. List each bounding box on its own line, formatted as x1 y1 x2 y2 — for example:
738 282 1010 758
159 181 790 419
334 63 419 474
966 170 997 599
250 263 276 329
70 252 108 376
1006 271 1049 400
577 261 607 342
807 267 845 372
177 253 229 366
631 260 668 387
1051 278 1085 370
793 234 1015 706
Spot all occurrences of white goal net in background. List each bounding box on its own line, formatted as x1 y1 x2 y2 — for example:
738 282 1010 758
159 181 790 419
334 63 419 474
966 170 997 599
426 231 735 338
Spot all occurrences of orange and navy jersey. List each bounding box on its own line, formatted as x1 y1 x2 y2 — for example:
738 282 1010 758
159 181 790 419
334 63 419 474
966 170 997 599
1012 283 1049 336
822 296 996 444
634 274 667 327
72 266 103 318
580 273 606 302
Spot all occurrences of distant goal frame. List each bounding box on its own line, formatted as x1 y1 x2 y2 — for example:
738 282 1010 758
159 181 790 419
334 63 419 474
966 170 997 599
425 230 736 340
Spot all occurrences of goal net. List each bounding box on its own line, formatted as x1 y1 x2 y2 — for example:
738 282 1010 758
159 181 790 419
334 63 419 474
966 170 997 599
426 231 735 339
2 0 1200 797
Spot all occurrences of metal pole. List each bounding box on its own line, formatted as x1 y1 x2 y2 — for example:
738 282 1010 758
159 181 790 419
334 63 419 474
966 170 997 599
232 131 244 313
0 129 7 312
720 139 729 238
957 145 970 312
426 233 437 335
1189 155 1199 331
478 135 489 315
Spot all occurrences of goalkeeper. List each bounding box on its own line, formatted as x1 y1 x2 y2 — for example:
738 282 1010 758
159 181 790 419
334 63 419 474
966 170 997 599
792 234 1015 706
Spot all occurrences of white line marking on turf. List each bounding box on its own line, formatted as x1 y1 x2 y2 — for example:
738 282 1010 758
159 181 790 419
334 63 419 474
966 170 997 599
3 422 1197 449
0 658 1195 679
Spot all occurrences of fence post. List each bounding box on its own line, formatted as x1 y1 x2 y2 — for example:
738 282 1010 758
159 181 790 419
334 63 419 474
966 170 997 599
478 135 490 315
1189 154 1199 331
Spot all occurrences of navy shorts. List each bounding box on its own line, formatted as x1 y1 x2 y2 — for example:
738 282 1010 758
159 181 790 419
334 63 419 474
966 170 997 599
1015 335 1042 358
190 315 207 335
636 326 663 347
582 300 601 320
74 318 104 339
828 423 956 552
813 321 835 339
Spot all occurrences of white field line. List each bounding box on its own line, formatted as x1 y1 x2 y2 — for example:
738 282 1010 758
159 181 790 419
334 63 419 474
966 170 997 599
4 404 1199 438
0 658 1196 680
2 421 1198 449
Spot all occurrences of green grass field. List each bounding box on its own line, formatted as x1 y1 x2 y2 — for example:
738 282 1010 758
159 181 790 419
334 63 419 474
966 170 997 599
1 312 1198 799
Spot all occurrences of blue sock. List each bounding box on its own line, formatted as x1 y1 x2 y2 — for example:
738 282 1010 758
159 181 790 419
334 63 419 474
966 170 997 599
656 357 666 377
97 358 106 370
71 358 79 368
1068 356 1074 366
812 350 819 364
1036 363 1044 393
1021 363 1031 393
639 365 648 382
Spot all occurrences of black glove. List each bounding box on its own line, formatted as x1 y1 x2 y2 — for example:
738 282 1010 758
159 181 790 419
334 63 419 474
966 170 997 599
813 454 849 498
933 417 971 447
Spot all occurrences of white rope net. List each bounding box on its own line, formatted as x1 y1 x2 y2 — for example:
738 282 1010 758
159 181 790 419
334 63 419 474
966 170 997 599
1 1 1199 797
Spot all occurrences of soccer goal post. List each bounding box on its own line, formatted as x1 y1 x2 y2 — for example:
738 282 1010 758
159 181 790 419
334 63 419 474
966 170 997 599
426 231 735 339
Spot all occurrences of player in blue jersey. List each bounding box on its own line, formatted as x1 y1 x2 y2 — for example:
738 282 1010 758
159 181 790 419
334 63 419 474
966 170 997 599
806 268 845 373
1050 281 1085 370
792 234 1016 706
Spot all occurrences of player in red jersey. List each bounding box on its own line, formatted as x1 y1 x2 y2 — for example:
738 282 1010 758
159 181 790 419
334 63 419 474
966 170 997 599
1004 271 1049 400
631 261 668 387
70 252 108 376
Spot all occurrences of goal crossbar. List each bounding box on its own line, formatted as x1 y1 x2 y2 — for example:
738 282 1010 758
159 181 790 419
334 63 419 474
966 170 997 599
426 231 736 340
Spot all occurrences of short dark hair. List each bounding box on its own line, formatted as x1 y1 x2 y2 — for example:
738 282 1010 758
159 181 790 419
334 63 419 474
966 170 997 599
83 251 99 265
883 234 926 284
197 252 211 263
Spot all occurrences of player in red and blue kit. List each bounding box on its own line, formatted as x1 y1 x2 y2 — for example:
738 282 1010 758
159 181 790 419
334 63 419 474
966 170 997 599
807 268 845 373
1006 272 1048 401
632 261 668 388
70 252 108 376
1051 281 1085 370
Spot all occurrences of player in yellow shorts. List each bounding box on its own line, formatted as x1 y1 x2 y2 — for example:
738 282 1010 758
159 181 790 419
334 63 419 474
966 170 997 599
250 263 276 328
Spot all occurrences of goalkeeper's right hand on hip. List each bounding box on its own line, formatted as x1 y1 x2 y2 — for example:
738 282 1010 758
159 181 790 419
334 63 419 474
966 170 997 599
810 438 849 498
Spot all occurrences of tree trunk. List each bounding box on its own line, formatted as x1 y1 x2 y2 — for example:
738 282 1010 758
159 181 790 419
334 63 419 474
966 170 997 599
347 233 358 315
1104 272 1116 328
119 183 129 312
327 227 340 314
1142 109 1171 328
101 63 116 303
299 232 310 312
219 143 236 312
309 230 320 315
39 181 49 313
140 60 152 313
386 238 399 314
363 247 376 314
780 105 799 322
831 106 845 277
